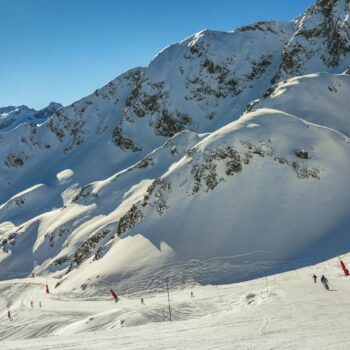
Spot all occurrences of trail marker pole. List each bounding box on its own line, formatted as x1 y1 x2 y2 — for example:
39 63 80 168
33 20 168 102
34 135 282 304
265 276 269 295
166 277 172 322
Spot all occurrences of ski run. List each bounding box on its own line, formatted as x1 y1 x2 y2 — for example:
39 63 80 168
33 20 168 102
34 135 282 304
1 255 350 349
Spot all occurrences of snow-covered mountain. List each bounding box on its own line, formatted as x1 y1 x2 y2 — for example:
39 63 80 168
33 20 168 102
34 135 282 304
278 0 350 80
1 0 350 294
0 102 62 133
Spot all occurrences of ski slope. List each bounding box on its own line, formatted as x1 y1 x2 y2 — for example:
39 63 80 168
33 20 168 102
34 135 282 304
1 254 350 349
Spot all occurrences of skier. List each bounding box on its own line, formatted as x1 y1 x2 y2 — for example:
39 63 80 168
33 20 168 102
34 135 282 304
39 301 42 307
7 310 11 320
141 297 144 304
313 274 317 283
190 291 194 298
31 300 34 308
321 275 329 290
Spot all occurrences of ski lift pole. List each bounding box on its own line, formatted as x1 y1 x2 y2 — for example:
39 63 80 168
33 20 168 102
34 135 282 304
166 277 172 322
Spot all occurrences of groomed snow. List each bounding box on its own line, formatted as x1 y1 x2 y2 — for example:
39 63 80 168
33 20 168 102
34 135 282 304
1 254 350 349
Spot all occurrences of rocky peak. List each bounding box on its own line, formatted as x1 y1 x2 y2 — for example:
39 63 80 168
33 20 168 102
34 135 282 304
0 102 62 133
278 0 350 80
237 20 295 35
34 102 62 119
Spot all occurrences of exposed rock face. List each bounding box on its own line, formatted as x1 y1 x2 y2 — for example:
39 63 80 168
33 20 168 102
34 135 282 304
141 178 172 215
68 228 113 271
191 147 244 194
112 127 142 152
47 227 71 248
295 150 309 159
4 154 27 168
278 0 350 80
117 205 144 236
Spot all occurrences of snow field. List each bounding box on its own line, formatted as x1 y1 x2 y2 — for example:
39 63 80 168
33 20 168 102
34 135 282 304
1 254 350 349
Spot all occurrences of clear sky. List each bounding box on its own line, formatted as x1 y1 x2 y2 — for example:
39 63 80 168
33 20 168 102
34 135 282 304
0 0 315 109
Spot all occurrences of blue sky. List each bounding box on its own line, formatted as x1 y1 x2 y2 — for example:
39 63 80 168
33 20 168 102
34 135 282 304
1 0 315 109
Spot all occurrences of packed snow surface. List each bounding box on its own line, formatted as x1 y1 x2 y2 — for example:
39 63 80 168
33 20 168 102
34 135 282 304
1 255 350 349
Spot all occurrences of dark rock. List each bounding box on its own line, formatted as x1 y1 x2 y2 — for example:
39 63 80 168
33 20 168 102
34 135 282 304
295 150 309 159
117 205 144 236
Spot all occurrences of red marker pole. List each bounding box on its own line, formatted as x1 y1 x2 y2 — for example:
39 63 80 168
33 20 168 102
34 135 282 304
110 288 118 303
339 258 350 276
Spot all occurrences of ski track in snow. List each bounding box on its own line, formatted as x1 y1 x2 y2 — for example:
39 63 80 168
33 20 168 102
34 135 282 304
1 0 350 302
1 255 350 349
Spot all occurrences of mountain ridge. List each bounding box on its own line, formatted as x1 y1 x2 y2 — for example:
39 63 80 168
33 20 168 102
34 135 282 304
0 102 62 133
1 0 350 292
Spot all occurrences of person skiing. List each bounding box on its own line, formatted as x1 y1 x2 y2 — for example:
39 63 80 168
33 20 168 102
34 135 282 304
190 292 194 298
31 300 34 308
313 274 317 283
141 297 144 304
321 275 329 290
7 310 11 320
39 301 42 307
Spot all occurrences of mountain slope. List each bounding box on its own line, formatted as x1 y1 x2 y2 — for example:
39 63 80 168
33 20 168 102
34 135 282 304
278 0 350 80
109 72 350 290
0 69 145 203
1 0 350 293
0 102 62 133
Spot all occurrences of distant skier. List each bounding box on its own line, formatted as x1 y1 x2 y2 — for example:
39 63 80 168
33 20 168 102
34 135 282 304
190 292 194 298
39 301 42 307
141 297 144 304
7 310 11 320
313 274 317 283
31 301 34 308
321 275 329 290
